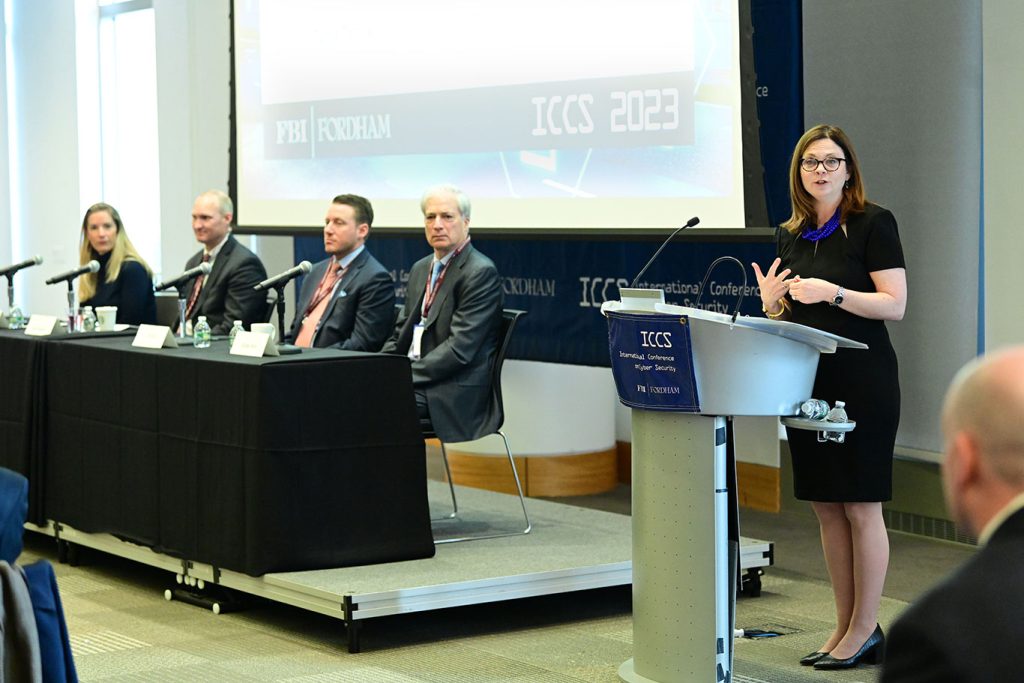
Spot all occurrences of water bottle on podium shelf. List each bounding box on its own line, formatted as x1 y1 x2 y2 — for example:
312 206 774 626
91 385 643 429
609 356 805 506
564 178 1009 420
823 400 848 443
826 400 848 423
81 306 97 332
800 398 830 420
228 319 243 348
193 315 212 348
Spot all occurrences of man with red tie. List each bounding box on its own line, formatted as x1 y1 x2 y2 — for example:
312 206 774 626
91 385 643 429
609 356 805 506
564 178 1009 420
286 194 395 351
179 190 267 335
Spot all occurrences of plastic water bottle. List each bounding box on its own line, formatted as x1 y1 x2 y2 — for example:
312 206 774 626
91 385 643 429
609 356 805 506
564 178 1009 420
800 398 830 420
229 320 244 348
824 400 848 443
7 306 26 329
81 306 97 332
193 315 212 348
825 400 848 423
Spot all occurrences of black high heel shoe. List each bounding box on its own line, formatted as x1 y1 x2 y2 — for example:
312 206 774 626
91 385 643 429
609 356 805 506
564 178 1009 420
813 624 885 670
799 650 828 666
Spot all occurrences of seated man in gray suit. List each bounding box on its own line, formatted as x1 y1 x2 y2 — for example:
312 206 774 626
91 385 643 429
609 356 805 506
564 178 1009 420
881 346 1024 682
178 190 268 335
286 194 395 350
382 184 503 442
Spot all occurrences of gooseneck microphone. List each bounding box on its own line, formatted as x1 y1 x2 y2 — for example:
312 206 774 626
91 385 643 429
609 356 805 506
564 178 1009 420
630 216 700 287
254 261 312 291
45 260 100 285
0 255 43 278
155 261 213 291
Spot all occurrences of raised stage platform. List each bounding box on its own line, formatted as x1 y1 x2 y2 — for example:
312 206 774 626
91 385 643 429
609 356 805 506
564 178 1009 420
29 481 773 652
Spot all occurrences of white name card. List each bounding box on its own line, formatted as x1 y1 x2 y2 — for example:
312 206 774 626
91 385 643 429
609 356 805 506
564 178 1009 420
24 314 59 336
132 324 179 349
230 330 279 357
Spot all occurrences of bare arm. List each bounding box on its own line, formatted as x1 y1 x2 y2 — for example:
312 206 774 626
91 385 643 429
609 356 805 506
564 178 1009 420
786 267 907 321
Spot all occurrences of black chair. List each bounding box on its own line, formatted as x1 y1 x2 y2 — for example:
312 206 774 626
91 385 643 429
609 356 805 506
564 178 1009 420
154 292 183 328
425 309 532 544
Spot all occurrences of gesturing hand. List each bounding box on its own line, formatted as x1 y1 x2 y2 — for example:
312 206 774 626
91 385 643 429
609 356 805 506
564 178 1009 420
752 258 791 308
787 276 835 305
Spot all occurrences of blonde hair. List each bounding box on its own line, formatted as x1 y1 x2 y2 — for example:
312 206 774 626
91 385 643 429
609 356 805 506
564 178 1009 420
78 203 153 301
781 124 866 234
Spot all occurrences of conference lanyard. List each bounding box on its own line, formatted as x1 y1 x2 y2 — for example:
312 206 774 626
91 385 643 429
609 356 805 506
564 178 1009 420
421 240 468 319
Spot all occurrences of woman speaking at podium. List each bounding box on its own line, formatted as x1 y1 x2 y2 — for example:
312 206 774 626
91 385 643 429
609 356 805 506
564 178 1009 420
78 202 157 326
753 124 907 670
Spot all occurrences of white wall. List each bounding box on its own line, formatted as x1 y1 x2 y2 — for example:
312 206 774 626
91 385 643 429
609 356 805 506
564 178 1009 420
0 0 11 269
0 0 9 272
6 0 81 317
0 0 295 328
153 0 293 330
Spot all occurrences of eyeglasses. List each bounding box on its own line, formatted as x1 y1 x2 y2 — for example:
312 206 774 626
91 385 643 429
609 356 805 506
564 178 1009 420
800 157 846 172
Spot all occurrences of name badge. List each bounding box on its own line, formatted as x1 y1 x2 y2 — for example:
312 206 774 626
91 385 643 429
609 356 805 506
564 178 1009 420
408 323 425 361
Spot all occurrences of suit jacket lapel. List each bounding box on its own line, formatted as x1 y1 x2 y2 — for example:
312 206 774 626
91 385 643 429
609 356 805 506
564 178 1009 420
405 258 429 329
196 235 236 309
296 259 328 317
423 245 469 329
325 252 365 317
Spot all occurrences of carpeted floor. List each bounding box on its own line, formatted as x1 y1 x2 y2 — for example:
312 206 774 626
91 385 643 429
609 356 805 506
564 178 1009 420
16 474 975 682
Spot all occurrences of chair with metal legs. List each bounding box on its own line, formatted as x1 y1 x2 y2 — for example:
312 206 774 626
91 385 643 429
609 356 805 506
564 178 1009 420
423 309 532 543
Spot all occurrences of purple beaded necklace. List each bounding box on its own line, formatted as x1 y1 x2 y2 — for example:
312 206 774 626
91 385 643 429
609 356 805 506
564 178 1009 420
801 206 841 242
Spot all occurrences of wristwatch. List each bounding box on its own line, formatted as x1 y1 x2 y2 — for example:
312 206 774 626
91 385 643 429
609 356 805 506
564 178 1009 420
830 287 845 307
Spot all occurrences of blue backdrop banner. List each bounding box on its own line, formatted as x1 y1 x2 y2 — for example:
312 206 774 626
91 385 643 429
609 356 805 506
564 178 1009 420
606 311 700 411
295 235 775 367
751 0 804 226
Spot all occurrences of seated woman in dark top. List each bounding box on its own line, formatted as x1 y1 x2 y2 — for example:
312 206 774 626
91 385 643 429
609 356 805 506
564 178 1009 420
78 202 157 325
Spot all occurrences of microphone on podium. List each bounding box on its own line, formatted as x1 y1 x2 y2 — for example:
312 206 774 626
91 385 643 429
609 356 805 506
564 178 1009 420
155 261 212 291
630 217 700 288
45 260 100 285
254 261 312 291
0 255 43 278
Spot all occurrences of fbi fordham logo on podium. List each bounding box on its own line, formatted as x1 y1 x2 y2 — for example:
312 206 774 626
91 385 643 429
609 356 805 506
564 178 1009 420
606 310 699 412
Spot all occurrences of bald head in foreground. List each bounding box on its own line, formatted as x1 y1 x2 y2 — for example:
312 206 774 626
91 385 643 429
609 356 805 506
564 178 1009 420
882 346 1024 682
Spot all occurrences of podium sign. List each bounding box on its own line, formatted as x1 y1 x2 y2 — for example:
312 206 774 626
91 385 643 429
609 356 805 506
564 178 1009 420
606 310 699 412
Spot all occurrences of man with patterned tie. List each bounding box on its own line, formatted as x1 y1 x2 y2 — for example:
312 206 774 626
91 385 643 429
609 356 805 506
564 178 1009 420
286 194 395 350
382 185 504 443
178 190 267 335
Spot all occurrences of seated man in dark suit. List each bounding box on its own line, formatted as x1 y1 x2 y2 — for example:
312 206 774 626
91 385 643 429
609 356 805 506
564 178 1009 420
178 190 268 335
881 346 1024 682
382 185 503 443
286 194 395 350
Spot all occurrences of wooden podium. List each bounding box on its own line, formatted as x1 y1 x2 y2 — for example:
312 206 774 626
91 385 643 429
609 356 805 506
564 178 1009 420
603 289 864 683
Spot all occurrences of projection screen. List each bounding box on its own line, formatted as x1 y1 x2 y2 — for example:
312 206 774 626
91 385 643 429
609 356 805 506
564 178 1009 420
232 0 757 231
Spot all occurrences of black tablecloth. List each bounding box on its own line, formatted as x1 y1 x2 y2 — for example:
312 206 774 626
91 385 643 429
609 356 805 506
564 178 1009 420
42 336 434 576
0 329 135 524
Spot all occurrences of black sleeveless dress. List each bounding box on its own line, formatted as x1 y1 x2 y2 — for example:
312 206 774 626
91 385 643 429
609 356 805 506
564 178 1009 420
777 203 905 502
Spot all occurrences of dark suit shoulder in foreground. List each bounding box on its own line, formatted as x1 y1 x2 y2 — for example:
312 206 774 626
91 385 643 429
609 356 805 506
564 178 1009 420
881 508 1024 683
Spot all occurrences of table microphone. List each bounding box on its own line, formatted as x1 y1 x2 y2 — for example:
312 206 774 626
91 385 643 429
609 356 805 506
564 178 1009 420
155 261 212 291
254 261 312 291
0 255 43 278
45 260 100 285
630 217 700 288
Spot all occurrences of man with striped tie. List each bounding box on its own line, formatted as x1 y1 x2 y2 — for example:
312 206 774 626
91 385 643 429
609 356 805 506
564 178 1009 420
286 194 395 350
179 190 267 335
